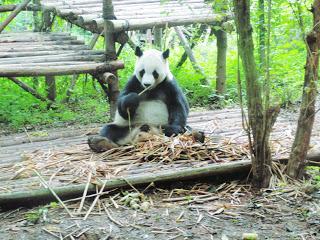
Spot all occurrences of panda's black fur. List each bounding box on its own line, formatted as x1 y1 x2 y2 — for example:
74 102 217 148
98 47 189 147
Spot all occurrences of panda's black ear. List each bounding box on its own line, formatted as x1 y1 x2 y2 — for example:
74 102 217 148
135 47 143 57
162 49 170 59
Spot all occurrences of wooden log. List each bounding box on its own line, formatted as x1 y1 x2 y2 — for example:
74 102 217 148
0 50 103 58
0 3 40 12
0 60 124 77
0 160 251 209
0 55 105 64
0 0 33 33
8 77 48 102
0 35 77 43
213 28 228 95
45 76 56 102
0 45 89 52
154 27 162 49
105 15 227 32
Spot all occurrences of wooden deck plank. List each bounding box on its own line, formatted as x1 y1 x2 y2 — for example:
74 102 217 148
0 108 319 209
0 32 124 77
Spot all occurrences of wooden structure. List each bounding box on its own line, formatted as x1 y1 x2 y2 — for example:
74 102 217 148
37 0 228 113
0 0 228 114
0 32 123 77
0 2 235 210
1 108 320 209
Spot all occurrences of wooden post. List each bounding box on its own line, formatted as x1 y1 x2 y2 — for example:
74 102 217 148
32 0 41 32
40 9 57 102
45 76 56 101
0 0 32 33
103 0 120 120
154 27 163 50
213 29 227 95
32 0 41 89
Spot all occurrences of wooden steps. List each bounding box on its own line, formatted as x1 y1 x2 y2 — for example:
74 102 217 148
0 32 124 77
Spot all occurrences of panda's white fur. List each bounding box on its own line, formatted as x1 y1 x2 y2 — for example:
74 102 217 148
95 47 189 149
113 49 171 129
134 49 173 88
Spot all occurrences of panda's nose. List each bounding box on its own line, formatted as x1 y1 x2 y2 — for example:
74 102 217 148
144 83 151 88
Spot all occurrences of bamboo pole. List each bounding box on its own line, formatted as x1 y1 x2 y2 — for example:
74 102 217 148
0 0 33 33
0 160 251 209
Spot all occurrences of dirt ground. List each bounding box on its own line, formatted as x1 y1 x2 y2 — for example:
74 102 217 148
1 105 319 240
0 179 319 240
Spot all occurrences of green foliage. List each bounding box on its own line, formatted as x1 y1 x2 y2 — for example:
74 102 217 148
0 0 314 132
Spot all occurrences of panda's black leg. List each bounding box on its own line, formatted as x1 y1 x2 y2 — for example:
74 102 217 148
88 124 130 152
100 124 130 142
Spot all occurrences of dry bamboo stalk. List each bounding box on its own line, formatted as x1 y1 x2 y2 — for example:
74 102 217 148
77 171 92 214
83 180 107 220
33 170 74 217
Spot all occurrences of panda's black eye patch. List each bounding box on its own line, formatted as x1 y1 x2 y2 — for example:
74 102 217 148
139 69 145 77
152 70 159 79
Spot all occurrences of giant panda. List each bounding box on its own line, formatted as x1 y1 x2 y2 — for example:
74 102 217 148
88 47 189 152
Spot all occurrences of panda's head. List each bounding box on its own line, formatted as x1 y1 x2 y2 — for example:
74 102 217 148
134 47 173 89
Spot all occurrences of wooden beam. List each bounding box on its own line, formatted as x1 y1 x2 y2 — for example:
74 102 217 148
0 0 33 33
0 3 40 13
8 77 48 102
0 61 124 77
0 160 251 209
105 15 228 32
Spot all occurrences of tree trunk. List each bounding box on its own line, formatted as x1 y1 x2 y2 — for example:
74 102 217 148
233 0 278 188
258 0 266 71
45 76 56 101
213 29 227 95
287 0 320 179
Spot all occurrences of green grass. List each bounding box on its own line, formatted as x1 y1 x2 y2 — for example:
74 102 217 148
0 8 308 133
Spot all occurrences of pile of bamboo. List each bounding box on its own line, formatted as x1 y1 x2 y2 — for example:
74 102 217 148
12 133 249 185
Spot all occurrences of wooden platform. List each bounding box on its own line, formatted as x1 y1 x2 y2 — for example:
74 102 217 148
1 108 320 209
0 32 123 77
40 0 227 33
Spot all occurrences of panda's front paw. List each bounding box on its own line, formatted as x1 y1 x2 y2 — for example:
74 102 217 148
122 93 140 111
162 125 185 137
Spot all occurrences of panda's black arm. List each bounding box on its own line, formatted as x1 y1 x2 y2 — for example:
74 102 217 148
117 76 143 119
163 83 189 136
